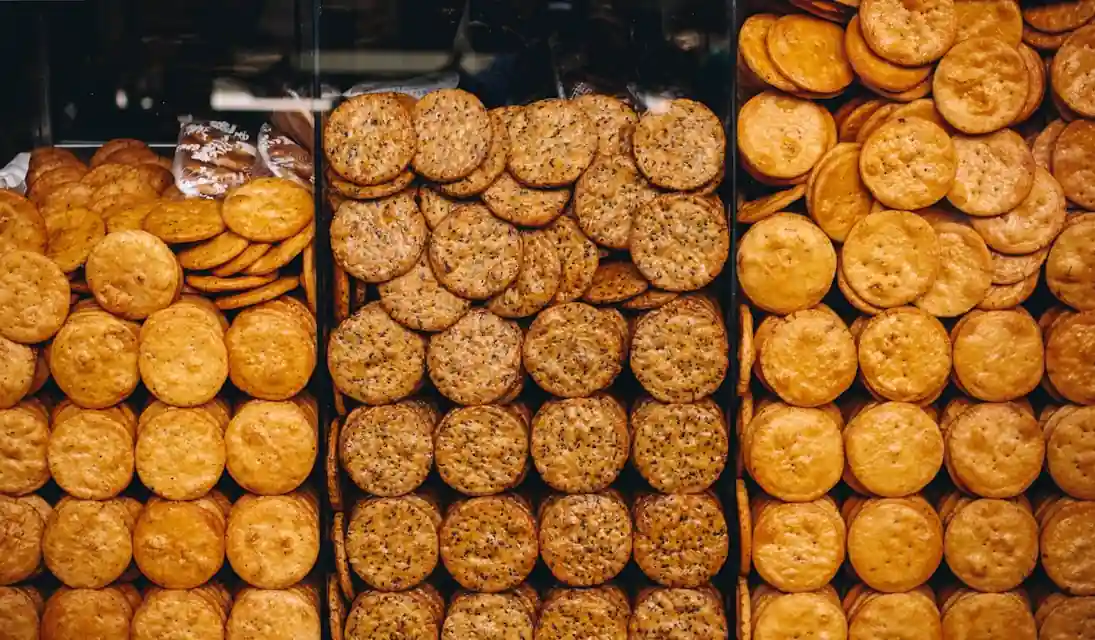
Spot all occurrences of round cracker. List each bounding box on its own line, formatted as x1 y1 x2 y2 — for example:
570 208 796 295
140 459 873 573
1023 0 1095 33
0 496 47 585
244 223 314 275
50 311 140 408
416 185 456 230
947 129 1036 216
752 499 846 592
1014 42 1046 124
139 306 228 406
1047 218 1095 310
632 397 728 493
346 495 439 591
428 203 521 299
540 492 631 586
328 302 425 405
944 498 1038 591
859 308 952 401
767 15 855 94
428 308 523 406
341 401 435 496
0 193 47 255
43 499 133 589
806 143 873 242
953 309 1044 401
622 289 679 311
581 261 649 305
46 207 105 273
574 155 657 249
86 230 180 320
634 98 725 191
860 117 957 209
324 93 415 186
859 0 956 65
213 276 300 310
738 184 806 224
436 405 528 496
633 493 729 587
186 272 279 293
847 497 943 592
481 172 570 228
971 166 1066 254
955 0 1022 45
48 411 133 499
440 496 538 592
0 250 69 344
213 242 271 277
142 199 225 244
914 220 993 317
0 402 50 495
344 589 437 640
631 193 729 292
977 271 1039 309
934 37 1029 134
842 210 941 307
226 492 318 589
222 177 313 242
573 94 638 156
226 304 315 400
132 589 224 640
531 394 629 493
739 14 801 92
524 302 622 398
412 89 491 182
327 167 414 201
630 588 727 639
759 307 858 407
1052 119 1095 210
738 92 833 181
544 214 598 303
846 402 943 496
226 399 316 495
177 231 250 271
631 297 728 403
378 252 470 332
1052 25 1095 118
331 190 426 283
991 246 1049 284
507 99 595 187
487 230 561 318
135 496 226 588
231 587 323 640
438 108 510 197
947 402 1044 497
136 407 225 500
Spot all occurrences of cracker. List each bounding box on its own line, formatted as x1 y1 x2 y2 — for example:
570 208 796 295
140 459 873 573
487 230 561 318
0 496 47 585
621 289 679 311
847 496 943 592
573 155 656 249
221 176 312 242
226 400 316 495
538 588 629 640
213 276 299 310
759 307 857 406
324 93 415 186
413 89 491 182
376 252 469 332
43 498 133 588
416 185 456 230
186 272 279 293
934 37 1029 134
738 92 831 180
944 498 1038 591
859 0 956 65
0 586 42 640
177 230 250 271
971 167 1066 257
48 410 133 499
806 143 874 242
914 220 994 317
1052 120 1095 210
481 172 571 228
630 588 728 639
132 589 224 640
302 243 317 313
243 222 314 275
634 98 724 191
344 589 437 640
737 213 835 314
845 402 943 496
134 495 228 590
753 498 845 592
139 306 228 406
1033 119 1068 170
948 130 1036 216
226 492 318 589
507 99 595 187
230 586 322 640
49 311 140 408
1046 407 1095 499
327 167 414 200
212 242 271 277
429 203 522 299
1024 0 1095 33
1047 310 1095 405
438 107 510 197
744 403 843 501
631 297 728 402
347 495 439 591
739 14 800 92
947 402 1043 498
574 94 638 156
46 206 105 273
428 308 523 405
954 0 1023 45
953 309 1044 401
30 166 88 204
331 190 429 284
991 246 1049 284
858 308 951 401
860 117 957 209
737 184 806 224
540 493 631 586
436 405 529 496
0 192 47 255
226 304 315 400
442 592 535 640
1051 24 1095 118
1014 42 1046 124
633 493 729 587
544 214 599 303
525 302 623 398
531 394 628 493
140 199 224 244
631 193 729 292
768 15 854 94
0 250 69 344
86 230 180 319
135 407 224 500
329 302 425 405
340 402 434 496
842 210 941 307
839 99 888 142
581 261 648 304
440 495 538 592
977 272 1039 309
632 397 728 493
1048 219 1095 311
0 402 49 495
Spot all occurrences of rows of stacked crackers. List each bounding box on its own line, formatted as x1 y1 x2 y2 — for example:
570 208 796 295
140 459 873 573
732 0 1095 638
320 88 735 639
0 141 323 639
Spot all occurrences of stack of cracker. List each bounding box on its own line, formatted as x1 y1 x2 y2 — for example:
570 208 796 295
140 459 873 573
0 139 320 640
322 89 732 640
734 1 1095 638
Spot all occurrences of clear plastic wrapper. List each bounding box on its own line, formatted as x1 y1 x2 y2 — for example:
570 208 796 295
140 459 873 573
256 123 314 188
173 120 257 198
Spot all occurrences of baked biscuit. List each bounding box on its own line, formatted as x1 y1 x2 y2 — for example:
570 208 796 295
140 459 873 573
0 496 48 585
435 405 528 496
226 491 319 589
934 37 1029 134
0 586 43 640
531 394 629 493
842 210 940 308
46 206 105 273
0 339 34 410
768 15 855 94
412 89 491 182
524 302 623 398
946 401 1043 497
136 407 224 500
942 495 1038 592
806 143 874 242
846 587 941 640
738 92 832 182
346 495 439 591
914 219 993 317
540 492 632 586
544 215 599 303
737 214 835 314
845 402 943 497
1047 217 1095 310
0 193 47 256
324 93 415 186
630 587 727 640
229 586 322 640
1038 593 1095 640
328 302 425 405
744 403 843 501
42 586 135 640
631 194 728 292
752 497 845 592
860 118 957 209
631 397 728 494
952 309 1043 401
226 399 316 495
134 495 226 589
507 99 595 187
858 308 951 401
537 587 628 640
940 590 1036 639
846 496 943 592
948 130 1036 216
634 99 724 191
428 203 522 299
330 190 427 283
131 587 225 640
440 495 538 592
442 592 535 640
43 498 134 588
340 401 435 496
143 199 225 244
487 230 561 318
845 16 932 93
428 309 523 406
438 107 510 197
633 493 728 587
48 409 133 499
0 401 50 495
631 297 728 403
971 167 1067 255
1052 25 1095 118
226 303 315 401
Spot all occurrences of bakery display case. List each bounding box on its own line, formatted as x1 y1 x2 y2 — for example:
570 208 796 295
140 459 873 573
0 1 740 639
732 0 1095 637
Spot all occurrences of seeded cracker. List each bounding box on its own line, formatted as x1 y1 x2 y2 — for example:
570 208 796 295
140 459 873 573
632 397 728 493
540 493 632 586
631 297 728 403
538 588 629 640
428 308 523 406
435 405 529 496
442 592 535 640
506 99 595 187
429 203 522 300
341 402 434 496
634 99 724 191
574 155 656 249
345 590 437 640
481 172 571 228
632 193 729 292
331 190 427 283
582 261 649 304
574 94 638 156
438 108 510 197
324 93 415 186
630 588 728 640
346 495 439 591
328 302 425 405
633 493 729 587
544 215 599 303
327 167 415 201
440 495 538 592
524 302 623 398
412 88 491 182
531 394 629 493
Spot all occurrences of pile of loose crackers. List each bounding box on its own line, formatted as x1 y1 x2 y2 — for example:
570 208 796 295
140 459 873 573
0 141 323 638
322 88 734 639
734 1 1095 638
